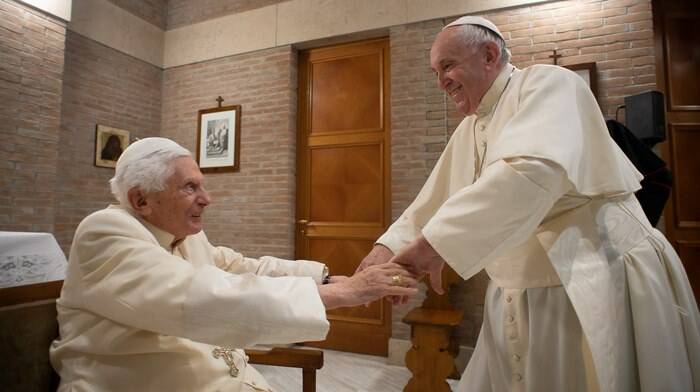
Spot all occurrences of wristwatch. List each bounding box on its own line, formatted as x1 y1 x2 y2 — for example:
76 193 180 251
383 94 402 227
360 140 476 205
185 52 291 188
322 265 331 284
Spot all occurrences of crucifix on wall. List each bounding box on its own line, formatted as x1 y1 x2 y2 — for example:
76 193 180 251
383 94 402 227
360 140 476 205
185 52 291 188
549 49 562 65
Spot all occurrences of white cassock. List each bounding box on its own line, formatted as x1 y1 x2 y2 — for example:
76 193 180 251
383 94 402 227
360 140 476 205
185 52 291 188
50 205 329 392
378 64 700 392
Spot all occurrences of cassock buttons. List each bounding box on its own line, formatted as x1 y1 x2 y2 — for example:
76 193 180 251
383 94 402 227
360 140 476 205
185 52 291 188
481 141 487 148
512 354 520 362
506 296 513 303
479 124 486 132
507 315 515 323
514 373 523 381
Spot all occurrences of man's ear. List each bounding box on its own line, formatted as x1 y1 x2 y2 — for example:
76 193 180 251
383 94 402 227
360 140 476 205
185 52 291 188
482 41 501 67
127 187 150 216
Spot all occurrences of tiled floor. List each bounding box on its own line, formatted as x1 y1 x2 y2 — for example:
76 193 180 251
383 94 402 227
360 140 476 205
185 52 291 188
255 348 460 392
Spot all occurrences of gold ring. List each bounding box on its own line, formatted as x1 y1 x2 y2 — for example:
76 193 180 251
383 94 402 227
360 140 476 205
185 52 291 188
391 275 403 286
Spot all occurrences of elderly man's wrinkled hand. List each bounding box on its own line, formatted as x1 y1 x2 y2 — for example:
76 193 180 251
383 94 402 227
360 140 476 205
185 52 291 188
355 244 413 307
389 235 446 294
354 244 394 274
318 263 418 309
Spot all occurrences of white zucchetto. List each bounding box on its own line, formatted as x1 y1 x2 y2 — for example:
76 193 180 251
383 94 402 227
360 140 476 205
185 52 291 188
115 137 188 170
444 16 505 41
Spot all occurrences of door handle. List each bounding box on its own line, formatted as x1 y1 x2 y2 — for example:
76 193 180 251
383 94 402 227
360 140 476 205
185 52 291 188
298 219 308 235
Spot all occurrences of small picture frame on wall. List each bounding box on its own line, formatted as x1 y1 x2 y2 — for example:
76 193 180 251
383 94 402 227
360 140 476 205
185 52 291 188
95 125 130 168
196 104 241 173
564 62 599 101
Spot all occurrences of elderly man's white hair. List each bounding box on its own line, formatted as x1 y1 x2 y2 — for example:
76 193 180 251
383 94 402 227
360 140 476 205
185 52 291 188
444 16 511 65
109 137 192 208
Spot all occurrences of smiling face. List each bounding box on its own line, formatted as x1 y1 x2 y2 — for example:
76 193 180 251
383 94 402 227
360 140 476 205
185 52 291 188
430 28 499 115
141 156 211 240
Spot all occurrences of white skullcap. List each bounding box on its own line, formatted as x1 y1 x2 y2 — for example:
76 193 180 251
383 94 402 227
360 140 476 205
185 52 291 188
115 137 188 170
443 16 505 41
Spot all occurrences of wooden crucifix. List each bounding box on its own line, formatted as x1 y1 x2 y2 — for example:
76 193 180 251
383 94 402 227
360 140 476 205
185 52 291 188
216 96 224 108
549 49 562 65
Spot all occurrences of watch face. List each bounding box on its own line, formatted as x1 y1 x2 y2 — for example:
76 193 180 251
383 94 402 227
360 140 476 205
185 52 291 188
322 266 330 284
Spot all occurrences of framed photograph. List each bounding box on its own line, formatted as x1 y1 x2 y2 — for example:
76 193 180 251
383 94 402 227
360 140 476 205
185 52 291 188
564 62 599 101
95 125 130 168
196 105 241 173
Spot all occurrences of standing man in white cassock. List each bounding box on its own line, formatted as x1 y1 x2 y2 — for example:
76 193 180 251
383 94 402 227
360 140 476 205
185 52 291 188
357 16 700 392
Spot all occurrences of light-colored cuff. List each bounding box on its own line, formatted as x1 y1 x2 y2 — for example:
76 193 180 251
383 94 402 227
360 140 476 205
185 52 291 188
256 256 326 284
375 231 408 255
294 259 326 284
376 214 423 255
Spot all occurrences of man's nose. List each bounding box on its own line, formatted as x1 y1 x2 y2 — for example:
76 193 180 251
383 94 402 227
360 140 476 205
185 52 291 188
198 188 211 206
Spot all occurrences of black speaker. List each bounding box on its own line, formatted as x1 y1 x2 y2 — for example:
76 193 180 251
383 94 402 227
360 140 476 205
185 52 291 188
624 91 666 146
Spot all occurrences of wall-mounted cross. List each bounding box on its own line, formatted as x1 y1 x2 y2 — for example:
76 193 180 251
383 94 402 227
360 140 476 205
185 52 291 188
216 96 224 108
548 49 562 65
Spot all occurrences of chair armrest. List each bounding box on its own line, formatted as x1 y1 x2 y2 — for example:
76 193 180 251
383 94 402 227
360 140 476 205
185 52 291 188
245 347 323 370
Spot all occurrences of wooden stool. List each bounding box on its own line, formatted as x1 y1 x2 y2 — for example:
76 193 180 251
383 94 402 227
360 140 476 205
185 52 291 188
403 308 463 392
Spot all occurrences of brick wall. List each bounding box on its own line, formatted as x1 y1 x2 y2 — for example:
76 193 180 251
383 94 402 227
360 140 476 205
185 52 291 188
166 0 290 29
0 0 66 234
54 31 162 251
107 0 168 29
389 0 655 346
161 46 298 258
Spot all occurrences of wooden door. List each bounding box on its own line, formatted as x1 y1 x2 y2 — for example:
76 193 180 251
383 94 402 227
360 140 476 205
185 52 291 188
296 38 391 356
653 0 700 299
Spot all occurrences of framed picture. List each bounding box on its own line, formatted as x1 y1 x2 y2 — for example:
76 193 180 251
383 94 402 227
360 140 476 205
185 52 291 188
95 125 130 168
564 62 599 101
196 105 241 173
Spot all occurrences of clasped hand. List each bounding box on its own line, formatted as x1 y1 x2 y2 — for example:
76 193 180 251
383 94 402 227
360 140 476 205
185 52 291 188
355 235 446 304
318 262 418 310
319 235 445 309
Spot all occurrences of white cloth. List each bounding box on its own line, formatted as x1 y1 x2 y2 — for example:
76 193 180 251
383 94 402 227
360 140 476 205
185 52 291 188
50 205 329 392
378 64 700 391
0 231 66 288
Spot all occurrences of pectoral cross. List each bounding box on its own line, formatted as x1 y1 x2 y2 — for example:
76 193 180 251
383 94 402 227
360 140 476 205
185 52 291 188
549 50 562 65
216 96 224 108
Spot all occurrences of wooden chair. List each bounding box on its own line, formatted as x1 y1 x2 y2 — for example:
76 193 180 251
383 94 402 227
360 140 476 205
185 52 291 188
246 347 324 392
0 281 323 392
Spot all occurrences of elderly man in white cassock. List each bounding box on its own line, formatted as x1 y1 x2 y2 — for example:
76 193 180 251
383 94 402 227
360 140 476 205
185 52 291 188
357 16 700 392
50 137 418 391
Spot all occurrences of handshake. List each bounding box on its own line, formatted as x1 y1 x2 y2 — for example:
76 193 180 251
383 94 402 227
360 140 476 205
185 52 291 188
317 235 446 310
